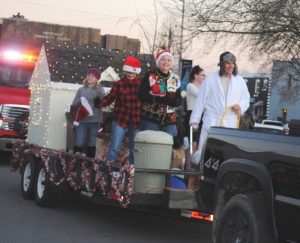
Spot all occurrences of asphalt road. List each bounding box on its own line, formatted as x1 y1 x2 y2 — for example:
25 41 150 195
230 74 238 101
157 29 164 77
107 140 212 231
0 155 212 243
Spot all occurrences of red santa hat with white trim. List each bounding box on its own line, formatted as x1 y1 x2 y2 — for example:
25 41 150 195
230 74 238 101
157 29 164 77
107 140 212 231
73 97 93 126
156 50 174 66
123 56 141 74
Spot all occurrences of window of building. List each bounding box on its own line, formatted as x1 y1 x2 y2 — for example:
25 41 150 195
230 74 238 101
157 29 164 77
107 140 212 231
255 79 260 94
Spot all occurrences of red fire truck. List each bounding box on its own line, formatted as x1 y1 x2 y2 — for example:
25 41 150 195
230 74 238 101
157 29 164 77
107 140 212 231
0 14 101 151
0 47 35 151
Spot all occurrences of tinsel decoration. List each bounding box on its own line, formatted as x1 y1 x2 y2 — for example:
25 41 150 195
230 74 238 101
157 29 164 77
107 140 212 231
11 140 134 207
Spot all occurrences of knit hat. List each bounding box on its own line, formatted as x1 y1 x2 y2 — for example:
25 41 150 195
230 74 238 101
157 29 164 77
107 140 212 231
73 97 93 126
218 51 236 66
87 68 101 80
156 50 174 66
123 56 141 74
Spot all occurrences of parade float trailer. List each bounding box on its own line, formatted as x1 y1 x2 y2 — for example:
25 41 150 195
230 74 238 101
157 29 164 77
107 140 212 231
10 43 209 222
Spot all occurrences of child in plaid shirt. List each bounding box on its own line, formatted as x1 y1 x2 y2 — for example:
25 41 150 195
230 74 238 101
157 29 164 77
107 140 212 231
100 56 142 165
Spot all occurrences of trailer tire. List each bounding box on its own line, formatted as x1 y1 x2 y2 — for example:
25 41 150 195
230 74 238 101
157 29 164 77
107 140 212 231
215 193 274 243
34 162 55 207
20 157 36 199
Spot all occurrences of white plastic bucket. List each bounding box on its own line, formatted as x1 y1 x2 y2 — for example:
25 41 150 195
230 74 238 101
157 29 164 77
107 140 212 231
134 130 173 194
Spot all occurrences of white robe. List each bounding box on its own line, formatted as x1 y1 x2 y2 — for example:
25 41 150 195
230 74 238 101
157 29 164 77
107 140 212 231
190 70 250 150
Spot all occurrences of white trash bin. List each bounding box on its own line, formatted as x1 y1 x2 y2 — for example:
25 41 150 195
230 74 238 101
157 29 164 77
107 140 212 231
134 130 173 194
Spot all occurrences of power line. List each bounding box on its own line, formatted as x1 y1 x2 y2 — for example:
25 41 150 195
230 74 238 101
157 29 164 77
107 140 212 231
4 0 128 20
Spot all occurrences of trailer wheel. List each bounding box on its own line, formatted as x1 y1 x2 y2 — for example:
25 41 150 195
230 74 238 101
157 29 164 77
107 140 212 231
34 163 54 207
215 193 273 243
20 157 36 199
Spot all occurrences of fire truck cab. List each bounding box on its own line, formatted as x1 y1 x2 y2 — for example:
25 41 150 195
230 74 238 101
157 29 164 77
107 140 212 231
0 49 36 151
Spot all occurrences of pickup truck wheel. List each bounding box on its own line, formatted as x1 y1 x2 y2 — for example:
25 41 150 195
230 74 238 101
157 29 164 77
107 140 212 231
21 158 35 199
215 193 270 243
34 163 54 207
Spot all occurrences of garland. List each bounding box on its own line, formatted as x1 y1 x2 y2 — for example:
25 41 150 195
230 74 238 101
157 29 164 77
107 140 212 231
11 140 134 207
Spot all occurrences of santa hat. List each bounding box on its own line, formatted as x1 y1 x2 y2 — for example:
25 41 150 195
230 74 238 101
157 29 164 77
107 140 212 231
73 97 93 126
156 50 174 66
87 68 101 80
123 56 141 74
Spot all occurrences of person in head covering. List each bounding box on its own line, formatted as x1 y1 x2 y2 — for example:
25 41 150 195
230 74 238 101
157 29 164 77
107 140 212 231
99 56 142 165
138 50 182 137
190 51 250 151
71 67 105 158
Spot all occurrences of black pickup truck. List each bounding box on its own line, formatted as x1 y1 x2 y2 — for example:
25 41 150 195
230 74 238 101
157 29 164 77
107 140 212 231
196 127 300 243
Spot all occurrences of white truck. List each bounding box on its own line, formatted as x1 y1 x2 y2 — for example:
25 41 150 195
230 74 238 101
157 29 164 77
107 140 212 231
254 119 284 134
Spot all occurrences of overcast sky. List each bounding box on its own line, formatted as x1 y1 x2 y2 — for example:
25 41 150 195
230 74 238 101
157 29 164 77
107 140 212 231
0 0 271 73
0 0 151 35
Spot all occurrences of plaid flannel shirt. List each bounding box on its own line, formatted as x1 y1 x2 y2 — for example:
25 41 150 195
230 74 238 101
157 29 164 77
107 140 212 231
101 77 141 129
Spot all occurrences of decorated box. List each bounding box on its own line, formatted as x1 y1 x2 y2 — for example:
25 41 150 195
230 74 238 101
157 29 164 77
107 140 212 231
27 47 80 150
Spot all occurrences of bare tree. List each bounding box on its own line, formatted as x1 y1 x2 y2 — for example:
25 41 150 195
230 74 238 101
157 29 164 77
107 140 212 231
131 0 160 55
167 0 300 60
118 0 182 56
166 0 300 103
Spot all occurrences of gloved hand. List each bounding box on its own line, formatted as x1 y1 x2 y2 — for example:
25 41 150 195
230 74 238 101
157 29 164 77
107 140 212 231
94 97 101 108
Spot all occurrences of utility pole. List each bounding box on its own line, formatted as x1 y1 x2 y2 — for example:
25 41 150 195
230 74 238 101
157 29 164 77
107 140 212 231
178 0 185 78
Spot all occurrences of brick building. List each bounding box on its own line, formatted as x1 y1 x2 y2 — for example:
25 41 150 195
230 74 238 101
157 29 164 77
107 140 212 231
100 34 141 53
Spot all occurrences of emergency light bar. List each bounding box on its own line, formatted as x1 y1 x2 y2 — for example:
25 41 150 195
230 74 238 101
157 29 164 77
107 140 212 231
4 50 22 60
3 50 36 62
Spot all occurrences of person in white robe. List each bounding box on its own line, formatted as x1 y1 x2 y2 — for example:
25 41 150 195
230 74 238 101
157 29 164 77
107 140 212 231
190 52 250 151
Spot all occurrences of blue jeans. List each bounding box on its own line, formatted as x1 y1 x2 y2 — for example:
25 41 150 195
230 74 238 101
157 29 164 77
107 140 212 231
107 121 138 164
141 119 177 137
75 122 98 147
